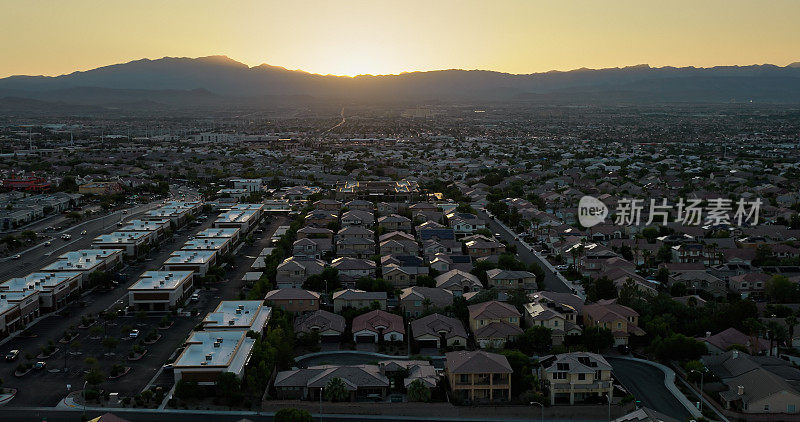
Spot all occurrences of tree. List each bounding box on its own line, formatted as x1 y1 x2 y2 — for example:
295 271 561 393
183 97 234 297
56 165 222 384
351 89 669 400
324 377 349 402
656 244 673 263
274 408 314 422
174 379 198 401
67 211 82 222
102 337 119 355
85 368 105 388
641 227 659 243
516 326 553 355
407 379 431 402
670 282 688 297
582 326 614 353
215 372 242 403
650 333 707 361
415 275 436 288
588 277 617 302
766 275 796 303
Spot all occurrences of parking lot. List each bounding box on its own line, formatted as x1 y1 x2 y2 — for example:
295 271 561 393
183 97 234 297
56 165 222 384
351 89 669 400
0 213 286 407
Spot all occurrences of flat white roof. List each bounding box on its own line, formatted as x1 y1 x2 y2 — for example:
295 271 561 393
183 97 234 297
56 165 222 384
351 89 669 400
119 219 170 231
181 237 228 251
203 300 271 329
42 249 120 271
196 228 240 239
128 271 193 291
93 231 150 244
215 210 258 224
146 208 188 218
231 203 264 211
1 272 82 292
165 250 215 264
175 330 254 368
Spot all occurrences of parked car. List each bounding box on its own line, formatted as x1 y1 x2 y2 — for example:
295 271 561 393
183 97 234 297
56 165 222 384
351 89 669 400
5 350 19 361
555 264 569 270
33 361 47 370
129 329 140 338
190 292 200 302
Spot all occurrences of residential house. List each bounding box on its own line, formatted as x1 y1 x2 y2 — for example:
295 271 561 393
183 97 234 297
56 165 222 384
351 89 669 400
378 214 412 233
486 269 537 293
276 257 325 289
445 350 512 403
538 352 613 405
523 302 582 346
411 313 467 349
274 365 389 401
468 300 523 348
435 269 483 296
264 288 320 314
703 350 800 414
583 299 645 346
400 286 454 317
352 310 405 343
332 289 387 312
294 310 346 343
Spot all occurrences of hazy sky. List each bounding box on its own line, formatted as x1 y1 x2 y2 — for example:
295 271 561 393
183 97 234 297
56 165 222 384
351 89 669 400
1 0 799 78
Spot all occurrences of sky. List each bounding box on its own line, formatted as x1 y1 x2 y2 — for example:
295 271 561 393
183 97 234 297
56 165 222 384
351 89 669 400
1 0 799 78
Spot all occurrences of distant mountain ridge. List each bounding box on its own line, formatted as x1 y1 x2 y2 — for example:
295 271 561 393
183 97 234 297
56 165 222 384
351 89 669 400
2 56 800 112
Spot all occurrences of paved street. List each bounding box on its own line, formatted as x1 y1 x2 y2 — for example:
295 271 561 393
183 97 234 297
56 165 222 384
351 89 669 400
0 201 161 280
477 209 572 294
0 407 609 422
607 357 691 421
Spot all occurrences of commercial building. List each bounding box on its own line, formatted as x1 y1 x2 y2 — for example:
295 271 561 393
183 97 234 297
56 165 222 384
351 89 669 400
163 250 216 278
213 209 259 233
195 227 241 245
91 231 153 257
41 249 123 287
173 330 256 384
0 272 82 311
202 300 272 334
127 271 194 312
118 218 172 238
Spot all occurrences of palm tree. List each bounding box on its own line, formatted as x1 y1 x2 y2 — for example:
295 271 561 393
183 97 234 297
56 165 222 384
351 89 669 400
786 315 798 343
324 377 349 402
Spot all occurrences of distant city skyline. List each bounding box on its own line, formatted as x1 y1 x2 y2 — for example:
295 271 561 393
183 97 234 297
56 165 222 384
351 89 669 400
1 0 799 78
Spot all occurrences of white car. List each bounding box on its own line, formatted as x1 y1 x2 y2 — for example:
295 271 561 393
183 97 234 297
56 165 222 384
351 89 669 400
61 234 71 240
555 264 569 271
129 329 140 338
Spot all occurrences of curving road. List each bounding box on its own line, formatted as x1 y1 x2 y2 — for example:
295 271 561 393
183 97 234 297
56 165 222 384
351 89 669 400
607 357 693 421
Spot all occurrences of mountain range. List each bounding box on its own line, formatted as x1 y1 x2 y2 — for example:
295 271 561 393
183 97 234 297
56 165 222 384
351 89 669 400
2 56 800 114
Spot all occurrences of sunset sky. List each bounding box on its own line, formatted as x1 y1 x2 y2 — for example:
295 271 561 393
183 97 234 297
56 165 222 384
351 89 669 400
1 0 799 78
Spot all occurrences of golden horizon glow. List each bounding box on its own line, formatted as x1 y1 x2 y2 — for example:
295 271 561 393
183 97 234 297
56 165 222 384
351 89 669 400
0 0 799 79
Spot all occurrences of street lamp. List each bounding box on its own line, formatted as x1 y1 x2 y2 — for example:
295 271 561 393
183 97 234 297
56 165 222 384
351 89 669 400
604 393 611 422
530 401 544 422
690 369 705 413
82 380 88 418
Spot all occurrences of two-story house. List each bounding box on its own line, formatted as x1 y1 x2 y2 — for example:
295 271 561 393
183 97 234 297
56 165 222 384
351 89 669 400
445 350 512 404
538 352 613 405
468 300 523 348
582 299 645 346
